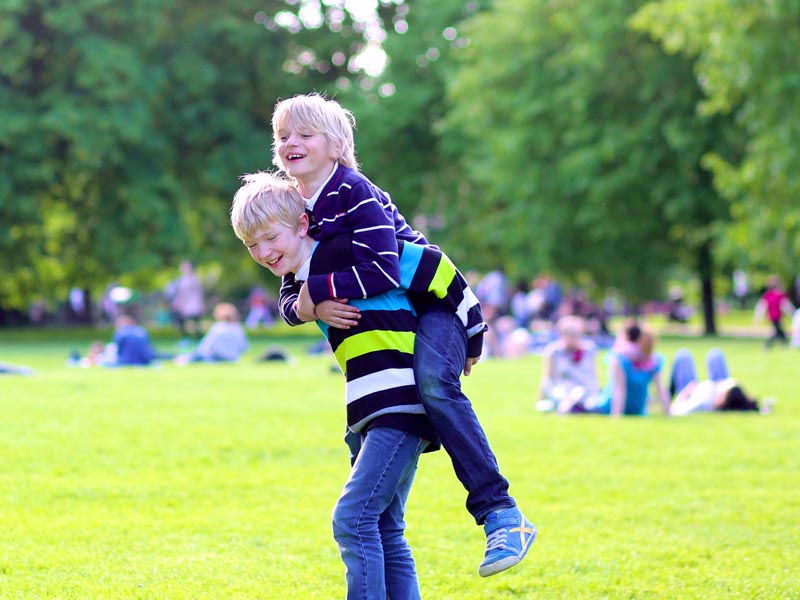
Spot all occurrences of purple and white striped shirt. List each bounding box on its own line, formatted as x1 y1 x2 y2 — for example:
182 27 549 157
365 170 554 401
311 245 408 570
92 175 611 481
279 164 429 325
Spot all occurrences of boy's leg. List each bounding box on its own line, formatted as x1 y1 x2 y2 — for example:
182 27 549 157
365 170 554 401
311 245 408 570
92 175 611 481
775 319 788 343
415 308 536 576
670 348 698 397
705 348 730 382
379 456 422 600
344 427 362 467
414 308 512 522
332 428 427 600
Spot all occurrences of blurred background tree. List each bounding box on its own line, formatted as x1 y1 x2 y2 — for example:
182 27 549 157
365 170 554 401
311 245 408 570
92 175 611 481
435 0 744 333
1 0 798 333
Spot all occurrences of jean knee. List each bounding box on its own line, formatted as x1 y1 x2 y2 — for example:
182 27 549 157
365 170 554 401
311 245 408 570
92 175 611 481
415 362 440 398
332 505 354 544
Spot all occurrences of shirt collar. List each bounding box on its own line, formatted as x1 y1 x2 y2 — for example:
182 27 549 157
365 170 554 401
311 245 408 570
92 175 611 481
304 163 338 211
294 241 318 282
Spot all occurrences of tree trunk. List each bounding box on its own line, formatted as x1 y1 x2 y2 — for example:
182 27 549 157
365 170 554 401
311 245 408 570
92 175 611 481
698 241 717 336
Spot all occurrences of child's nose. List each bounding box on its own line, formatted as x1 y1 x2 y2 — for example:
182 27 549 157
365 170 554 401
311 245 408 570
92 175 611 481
251 244 268 261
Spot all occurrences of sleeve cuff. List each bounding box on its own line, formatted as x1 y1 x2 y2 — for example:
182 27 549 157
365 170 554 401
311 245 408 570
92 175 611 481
307 274 333 305
467 331 484 359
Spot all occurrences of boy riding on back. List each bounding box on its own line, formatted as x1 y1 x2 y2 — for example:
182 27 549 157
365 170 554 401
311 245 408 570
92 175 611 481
270 93 536 577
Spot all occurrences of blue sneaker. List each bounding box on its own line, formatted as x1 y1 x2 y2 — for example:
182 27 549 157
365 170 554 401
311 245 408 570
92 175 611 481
478 507 537 577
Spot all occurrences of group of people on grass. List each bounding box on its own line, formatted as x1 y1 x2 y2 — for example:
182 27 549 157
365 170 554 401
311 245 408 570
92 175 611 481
537 315 766 417
71 302 249 368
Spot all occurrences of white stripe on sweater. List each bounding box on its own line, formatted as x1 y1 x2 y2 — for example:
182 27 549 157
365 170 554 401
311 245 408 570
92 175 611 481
347 198 382 214
354 224 396 234
353 266 366 298
374 261 399 288
346 368 415 404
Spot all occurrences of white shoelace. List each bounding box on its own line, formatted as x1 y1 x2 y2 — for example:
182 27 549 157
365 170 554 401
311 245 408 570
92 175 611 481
485 528 509 551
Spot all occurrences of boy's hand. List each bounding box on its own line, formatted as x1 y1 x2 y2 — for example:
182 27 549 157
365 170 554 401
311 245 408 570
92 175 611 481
316 299 361 329
464 355 480 376
296 282 316 321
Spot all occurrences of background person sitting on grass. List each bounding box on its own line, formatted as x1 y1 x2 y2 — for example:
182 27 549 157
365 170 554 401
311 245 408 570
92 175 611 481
593 321 671 416
176 303 248 364
537 315 600 414
71 314 159 368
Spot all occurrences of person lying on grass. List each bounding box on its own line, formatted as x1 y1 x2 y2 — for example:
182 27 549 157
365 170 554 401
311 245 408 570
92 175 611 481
668 347 770 415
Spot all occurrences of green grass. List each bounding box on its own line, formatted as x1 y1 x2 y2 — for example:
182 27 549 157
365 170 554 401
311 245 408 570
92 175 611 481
1 326 798 599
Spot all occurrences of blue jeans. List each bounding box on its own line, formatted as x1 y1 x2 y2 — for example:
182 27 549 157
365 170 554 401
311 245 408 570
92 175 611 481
670 347 730 395
415 307 514 525
332 427 428 600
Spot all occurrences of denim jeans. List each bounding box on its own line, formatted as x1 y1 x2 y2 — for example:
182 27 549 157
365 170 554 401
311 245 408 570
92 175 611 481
332 427 428 600
415 307 514 525
670 347 730 396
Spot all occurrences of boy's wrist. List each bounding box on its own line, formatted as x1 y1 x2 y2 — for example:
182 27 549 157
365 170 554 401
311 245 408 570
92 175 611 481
294 299 318 322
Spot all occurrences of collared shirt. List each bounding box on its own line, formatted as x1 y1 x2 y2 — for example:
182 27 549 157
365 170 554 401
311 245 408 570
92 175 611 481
304 163 338 211
294 242 317 282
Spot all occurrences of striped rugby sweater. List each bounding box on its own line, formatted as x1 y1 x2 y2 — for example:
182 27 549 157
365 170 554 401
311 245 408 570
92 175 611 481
279 164 429 327
310 235 487 432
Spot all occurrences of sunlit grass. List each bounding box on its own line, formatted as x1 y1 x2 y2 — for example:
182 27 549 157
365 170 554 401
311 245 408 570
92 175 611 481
0 326 797 598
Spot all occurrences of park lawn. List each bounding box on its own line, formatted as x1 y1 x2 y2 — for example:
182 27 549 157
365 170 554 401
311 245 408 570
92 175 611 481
0 329 798 599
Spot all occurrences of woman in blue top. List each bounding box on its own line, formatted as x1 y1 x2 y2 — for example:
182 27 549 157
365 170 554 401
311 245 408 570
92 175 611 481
595 321 671 416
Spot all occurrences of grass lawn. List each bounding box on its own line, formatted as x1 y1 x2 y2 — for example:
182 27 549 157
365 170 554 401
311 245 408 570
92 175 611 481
1 323 798 599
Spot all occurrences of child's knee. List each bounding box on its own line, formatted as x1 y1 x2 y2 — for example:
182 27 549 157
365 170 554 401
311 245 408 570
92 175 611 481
332 506 354 542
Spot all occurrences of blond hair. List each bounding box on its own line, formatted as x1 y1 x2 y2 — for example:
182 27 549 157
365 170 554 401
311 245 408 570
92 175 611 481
230 171 305 242
213 302 239 323
271 93 358 172
557 315 586 338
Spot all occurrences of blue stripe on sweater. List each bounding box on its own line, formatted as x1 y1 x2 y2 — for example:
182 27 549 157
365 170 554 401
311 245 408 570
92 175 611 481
397 241 424 289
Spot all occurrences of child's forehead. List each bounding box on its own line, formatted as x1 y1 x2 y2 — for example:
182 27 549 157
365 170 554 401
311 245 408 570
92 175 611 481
274 113 319 134
249 221 293 238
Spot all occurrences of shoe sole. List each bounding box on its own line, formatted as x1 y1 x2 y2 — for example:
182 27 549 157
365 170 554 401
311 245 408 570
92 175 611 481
478 527 537 577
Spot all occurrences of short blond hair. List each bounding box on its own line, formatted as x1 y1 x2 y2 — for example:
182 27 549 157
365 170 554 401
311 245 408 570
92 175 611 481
557 315 586 338
271 93 358 172
213 302 239 323
230 171 305 242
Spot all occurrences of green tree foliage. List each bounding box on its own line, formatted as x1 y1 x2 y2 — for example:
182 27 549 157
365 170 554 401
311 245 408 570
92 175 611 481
338 0 488 244
631 0 800 279
0 0 373 310
438 0 740 331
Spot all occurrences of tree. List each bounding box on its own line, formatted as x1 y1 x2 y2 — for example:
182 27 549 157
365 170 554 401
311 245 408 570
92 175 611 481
0 0 382 312
631 0 800 281
438 0 741 332
336 0 489 254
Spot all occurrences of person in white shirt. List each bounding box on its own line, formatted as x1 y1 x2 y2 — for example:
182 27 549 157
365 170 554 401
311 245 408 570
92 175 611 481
669 348 761 415
537 315 599 413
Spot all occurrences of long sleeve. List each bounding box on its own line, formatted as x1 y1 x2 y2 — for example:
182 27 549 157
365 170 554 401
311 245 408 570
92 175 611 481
306 179 402 304
278 273 304 326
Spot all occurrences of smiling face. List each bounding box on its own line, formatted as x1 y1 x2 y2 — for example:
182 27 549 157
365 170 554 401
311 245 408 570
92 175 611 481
273 125 338 197
243 213 313 278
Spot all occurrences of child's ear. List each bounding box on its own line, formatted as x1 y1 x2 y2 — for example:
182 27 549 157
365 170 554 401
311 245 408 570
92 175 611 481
298 212 310 236
329 139 343 161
